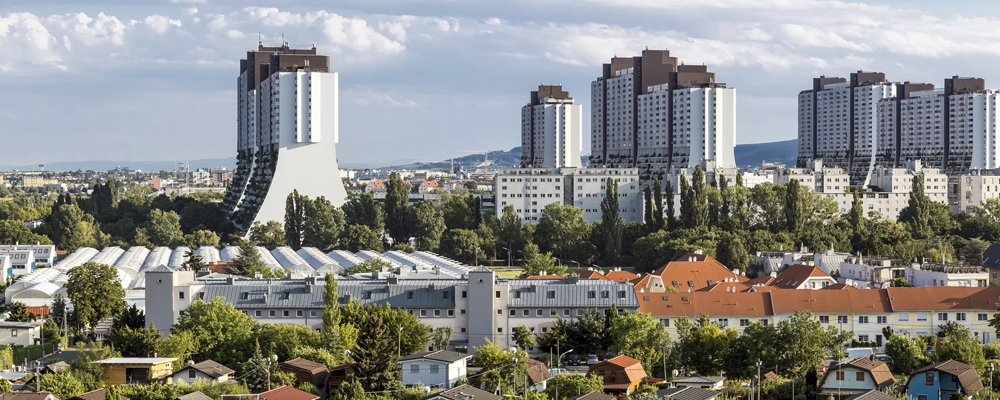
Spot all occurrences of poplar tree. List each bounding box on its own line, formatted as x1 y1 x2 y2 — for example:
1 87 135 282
663 179 674 229
691 165 709 228
785 179 803 235
322 273 345 361
679 175 692 228
385 172 410 245
283 190 307 249
653 179 665 230
601 178 623 263
901 175 932 239
643 186 654 228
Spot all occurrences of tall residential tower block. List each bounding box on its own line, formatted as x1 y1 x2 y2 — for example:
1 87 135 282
223 41 349 227
520 85 583 168
589 49 736 182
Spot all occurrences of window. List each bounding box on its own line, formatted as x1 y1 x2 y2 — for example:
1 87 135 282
9 330 15 337
410 365 420 373
877 316 887 324
407 291 414 299
255 310 262 317
919 396 928 400
460 328 467 333
178 291 185 300
461 309 467 315
497 309 503 315
836 371 845 381
241 292 249 300
618 291 626 298
296 310 303 317
740 319 750 327
496 291 501 298
429 365 439 374
269 310 275 317
589 291 596 299
718 318 728 327
497 328 503 333
364 291 372 299
837 315 848 324
856 372 865 381
917 312 928 322
514 291 522 299
548 291 556 299
434 310 441 317
421 310 427 317
858 316 869 324
687 280 694 287
601 291 610 299
563 309 570 316
448 310 455 317
662 319 670 327
979 313 989 321
282 310 289 317
819 316 830 324
282 292 290 300
956 313 966 321
925 372 935 385
671 281 678 287
859 335 869 342
462 291 468 299
537 309 543 316
937 313 948 321
310 310 317 318
189 369 197 378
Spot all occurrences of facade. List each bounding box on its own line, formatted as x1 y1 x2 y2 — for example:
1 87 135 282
585 355 646 395
818 357 895 395
494 167 643 223
904 262 988 288
223 41 349 228
0 321 43 347
0 249 35 277
0 244 56 267
589 49 735 181
904 360 983 400
399 350 471 389
769 264 837 290
168 360 235 384
521 85 582 168
93 357 177 385
956 169 1000 213
837 257 906 286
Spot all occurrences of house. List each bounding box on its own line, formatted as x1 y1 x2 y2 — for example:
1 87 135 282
671 376 726 390
326 362 355 391
67 389 131 400
638 291 773 334
567 393 615 400
653 252 748 291
981 244 1000 281
818 357 894 394
523 357 552 391
585 355 646 395
654 387 721 400
0 321 44 347
604 269 638 283
843 390 901 400
399 350 472 389
904 360 983 400
174 393 213 400
258 386 319 400
278 358 329 395
40 361 69 375
3 394 60 400
419 181 440 194
416 384 502 400
769 264 838 290
886 287 1000 343
92 357 177 385
168 359 235 384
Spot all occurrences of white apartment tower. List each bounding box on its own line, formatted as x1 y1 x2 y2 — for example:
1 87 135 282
520 85 582 168
224 41 349 228
590 49 735 183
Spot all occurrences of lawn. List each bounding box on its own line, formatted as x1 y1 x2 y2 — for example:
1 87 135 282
486 266 522 279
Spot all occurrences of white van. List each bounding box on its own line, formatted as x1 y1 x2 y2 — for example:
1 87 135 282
841 348 874 363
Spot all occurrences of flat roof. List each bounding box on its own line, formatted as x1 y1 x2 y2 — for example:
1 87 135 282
92 357 177 364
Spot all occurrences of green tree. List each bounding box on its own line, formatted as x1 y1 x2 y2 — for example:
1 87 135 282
6 302 35 322
0 377 11 392
407 200 446 251
496 205 526 261
342 193 385 235
544 372 604 400
352 313 404 393
66 262 125 334
0 220 51 245
785 179 803 235
322 273 345 359
690 166 709 228
385 172 410 246
473 339 529 395
607 310 670 376
663 179 674 229
960 237 990 265
674 315 737 375
776 311 851 376
536 203 592 260
248 220 286 250
430 327 453 351
140 209 185 247
40 372 88 400
715 232 750 272
339 225 384 253
725 321 779 379
443 195 476 230
935 322 986 372
885 334 927 375
171 297 256 370
113 303 145 331
302 196 346 251
339 300 430 356
644 185 654 228
899 175 933 240
186 230 220 249
182 248 204 271
537 309 607 356
46 204 109 252
231 239 266 277
105 324 163 357
520 251 566 277
512 326 536 350
343 257 396 275
284 189 308 249
601 177 623 263
440 229 482 265
476 219 498 260
242 341 292 392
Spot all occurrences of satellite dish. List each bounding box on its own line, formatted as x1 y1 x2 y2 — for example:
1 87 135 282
188 360 195 367
672 369 679 377
423 386 431 394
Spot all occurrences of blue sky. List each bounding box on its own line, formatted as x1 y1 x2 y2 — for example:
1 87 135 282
3 0 1000 166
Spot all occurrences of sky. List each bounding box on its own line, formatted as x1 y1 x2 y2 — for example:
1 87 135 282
5 0 1000 167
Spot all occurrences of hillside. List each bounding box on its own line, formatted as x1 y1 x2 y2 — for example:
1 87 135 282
734 139 797 168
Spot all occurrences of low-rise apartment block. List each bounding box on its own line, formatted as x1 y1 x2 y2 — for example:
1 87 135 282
494 167 643 223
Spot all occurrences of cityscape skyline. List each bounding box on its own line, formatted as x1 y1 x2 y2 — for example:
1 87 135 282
7 1 1000 167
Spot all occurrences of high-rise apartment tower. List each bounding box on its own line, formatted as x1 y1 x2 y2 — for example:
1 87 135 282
520 85 582 168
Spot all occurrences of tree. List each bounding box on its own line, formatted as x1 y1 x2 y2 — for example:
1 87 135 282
339 225 384 252
440 229 482 265
46 204 109 252
182 248 204 271
473 339 529 395
329 381 366 400
544 373 604 400
140 209 185 247
352 313 404 393
0 220 51 245
342 193 385 235
663 179 674 229
715 232 750 272
385 172 410 245
496 205 526 259
674 315 737 375
0 377 11 393
644 186 654 228
960 237 990 265
248 221 286 250
407 200 446 251
537 309 607 356
776 311 850 376
431 327 453 351
66 262 125 334
284 190 308 249
231 239 267 277
690 166 709 228
935 322 986 372
339 300 430 357
899 175 933 240
512 326 536 350
606 310 669 376
105 324 163 357
242 341 291 392
186 230 220 249
785 179 803 235
443 195 476 230
302 196 346 251
725 321 779 379
343 257 395 275
654 179 665 230
520 251 566 277
601 177 623 263
40 372 88 400
536 203 592 260
885 334 927 375
7 302 35 322
322 273 345 358
113 303 145 331
171 297 256 370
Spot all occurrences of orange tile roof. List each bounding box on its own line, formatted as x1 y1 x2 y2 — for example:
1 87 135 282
698 282 778 293
526 275 564 279
575 269 610 280
604 270 638 283
259 386 319 400
886 287 1000 310
822 283 859 290
638 291 773 317
369 181 385 188
745 276 775 286
653 258 747 291
769 264 833 288
630 275 652 288
769 288 892 314
587 355 647 388
423 181 439 188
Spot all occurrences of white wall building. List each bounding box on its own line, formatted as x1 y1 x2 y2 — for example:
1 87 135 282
905 263 988 287
521 85 582 169
957 169 1000 213
399 350 471 389
494 168 643 223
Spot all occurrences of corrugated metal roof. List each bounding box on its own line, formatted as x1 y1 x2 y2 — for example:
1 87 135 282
326 250 363 268
220 246 240 262
169 247 190 269
506 279 639 307
115 247 150 271
196 246 221 264
296 248 338 270
54 247 99 271
272 247 309 269
257 247 282 269
141 247 172 272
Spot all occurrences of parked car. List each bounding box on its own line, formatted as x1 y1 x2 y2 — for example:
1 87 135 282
567 355 581 366
604 352 617 361
876 355 894 368
820 365 827 373
467 356 475 367
587 355 599 365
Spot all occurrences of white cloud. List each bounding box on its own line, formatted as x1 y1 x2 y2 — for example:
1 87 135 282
484 17 503 25
169 0 207 4
321 13 404 55
182 7 198 16
349 88 418 107
143 15 181 34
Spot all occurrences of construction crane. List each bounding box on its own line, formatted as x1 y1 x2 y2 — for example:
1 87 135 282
462 148 496 175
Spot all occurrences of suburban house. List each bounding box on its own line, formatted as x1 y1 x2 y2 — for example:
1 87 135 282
654 387 721 400
523 358 553 392
175 393 213 400
167 360 235 384
327 362 355 391
416 384 501 400
399 350 472 389
92 357 177 385
0 321 43 347
567 393 616 400
671 376 726 390
278 358 330 396
258 386 319 400
653 252 748 292
68 389 132 400
904 360 983 400
819 357 895 394
4 394 59 400
843 390 901 400
769 264 838 290
585 355 646 395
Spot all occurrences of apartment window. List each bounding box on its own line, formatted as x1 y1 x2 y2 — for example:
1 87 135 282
460 328 467 333
280 310 288 317
601 291 610 299
410 365 420 373
547 291 556 299
296 310 303 317
858 316 869 324
856 372 865 381
407 291 414 299
310 310 317 318
461 309 467 315
937 313 948 321
189 369 197 378
462 291 468 299
497 328 503 333
589 291 596 299
364 291 372 299
618 291 626 298
496 291 501 298
498 309 504 315
979 313 989 321
837 315 848 324
178 292 185 300
434 310 441 317
550 309 557 316
877 316 887 324
282 292 290 300
956 313 966 321
523 310 529 316
514 291 522 299
687 280 694 287
718 318 729 327
563 309 570 316
819 316 830 324
255 310 262 317
536 309 543 316
836 371 845 381
448 310 455 317
429 365 439 374
269 310 275 317
241 292 249 300
662 319 670 327
917 312 928 322
421 310 427 317
740 319 750 327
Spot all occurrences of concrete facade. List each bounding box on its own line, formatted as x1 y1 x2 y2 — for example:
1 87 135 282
494 168 643 223
521 85 582 169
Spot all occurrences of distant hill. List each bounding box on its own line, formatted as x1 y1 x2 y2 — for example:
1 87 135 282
734 139 797 168
368 147 527 171
0 158 237 172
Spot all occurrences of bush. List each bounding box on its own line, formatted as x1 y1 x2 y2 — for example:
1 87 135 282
984 343 1000 360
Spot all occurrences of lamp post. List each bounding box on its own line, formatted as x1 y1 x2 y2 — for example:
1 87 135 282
756 359 762 400
502 247 512 267
267 354 278 391
558 349 573 371
398 326 404 358
989 363 995 400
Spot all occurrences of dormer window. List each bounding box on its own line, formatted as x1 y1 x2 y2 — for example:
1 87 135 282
283 292 290 300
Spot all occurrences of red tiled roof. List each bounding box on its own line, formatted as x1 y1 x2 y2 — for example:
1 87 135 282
698 282 778 293
605 270 638 283
769 288 892 314
769 264 833 288
638 292 773 317
423 181 439 188
653 256 747 291
604 355 641 368
630 275 652 288
822 283 859 290
587 355 646 388
745 276 775 286
369 181 385 188
886 287 1000 310
259 386 319 400
575 269 610 280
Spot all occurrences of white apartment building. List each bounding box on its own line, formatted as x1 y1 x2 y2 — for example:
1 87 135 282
892 89 947 169
494 168 643 224
0 249 35 277
670 86 736 170
838 256 907 286
521 85 582 168
957 169 1000 213
905 262 988 288
0 244 57 266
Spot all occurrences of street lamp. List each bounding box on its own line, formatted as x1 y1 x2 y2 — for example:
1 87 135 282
266 354 278 391
502 247 512 267
558 349 573 370
989 363 995 400
756 359 762 400
398 326 404 358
